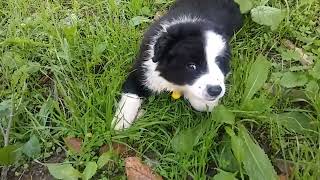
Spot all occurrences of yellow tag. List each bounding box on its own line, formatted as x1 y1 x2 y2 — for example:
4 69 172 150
171 91 182 100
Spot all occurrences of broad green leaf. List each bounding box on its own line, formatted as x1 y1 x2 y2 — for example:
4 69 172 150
213 170 237 180
274 112 316 133
238 125 277 180
171 129 196 154
289 66 308 72
225 127 244 163
280 72 308 88
129 16 150 26
22 135 41 158
251 6 286 30
27 62 41 73
0 100 12 119
231 135 244 163
171 120 209 154
97 151 113 169
218 135 240 172
140 6 151 16
213 105 235 125
234 0 253 13
306 81 319 93
47 164 81 180
242 55 271 104
241 97 273 112
0 145 22 166
280 50 301 61
82 162 97 180
305 80 319 99
309 60 320 80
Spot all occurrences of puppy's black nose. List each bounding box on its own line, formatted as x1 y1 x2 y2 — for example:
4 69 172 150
206 85 222 97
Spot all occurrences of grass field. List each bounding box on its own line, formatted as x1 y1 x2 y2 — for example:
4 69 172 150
0 0 320 179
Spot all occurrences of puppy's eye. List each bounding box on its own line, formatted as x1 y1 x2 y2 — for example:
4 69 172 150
186 63 197 70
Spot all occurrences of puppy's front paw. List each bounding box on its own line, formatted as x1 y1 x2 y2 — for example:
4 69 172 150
112 114 131 130
112 93 143 130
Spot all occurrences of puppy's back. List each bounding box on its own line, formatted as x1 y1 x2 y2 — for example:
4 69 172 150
168 0 243 37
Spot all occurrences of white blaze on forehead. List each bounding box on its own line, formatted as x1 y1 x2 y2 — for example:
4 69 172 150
204 31 226 84
205 31 226 72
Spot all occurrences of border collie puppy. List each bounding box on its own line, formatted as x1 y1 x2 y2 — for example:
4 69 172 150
112 0 243 130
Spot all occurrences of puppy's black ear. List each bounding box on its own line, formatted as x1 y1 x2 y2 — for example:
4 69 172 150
152 23 198 62
152 33 174 63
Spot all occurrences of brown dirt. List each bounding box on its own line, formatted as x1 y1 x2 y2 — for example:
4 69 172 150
6 151 66 180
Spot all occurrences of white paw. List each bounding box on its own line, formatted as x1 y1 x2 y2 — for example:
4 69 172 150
137 109 145 119
112 93 143 130
112 115 132 130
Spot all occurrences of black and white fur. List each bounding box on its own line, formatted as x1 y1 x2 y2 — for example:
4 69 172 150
112 0 243 130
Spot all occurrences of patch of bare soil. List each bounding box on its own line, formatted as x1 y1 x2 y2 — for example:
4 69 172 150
7 151 65 180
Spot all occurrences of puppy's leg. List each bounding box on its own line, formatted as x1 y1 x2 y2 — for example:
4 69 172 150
112 93 143 130
112 71 150 130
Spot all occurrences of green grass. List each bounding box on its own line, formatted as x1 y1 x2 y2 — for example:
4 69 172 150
0 0 320 179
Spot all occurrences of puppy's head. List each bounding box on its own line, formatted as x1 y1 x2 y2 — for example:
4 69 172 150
152 23 230 106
